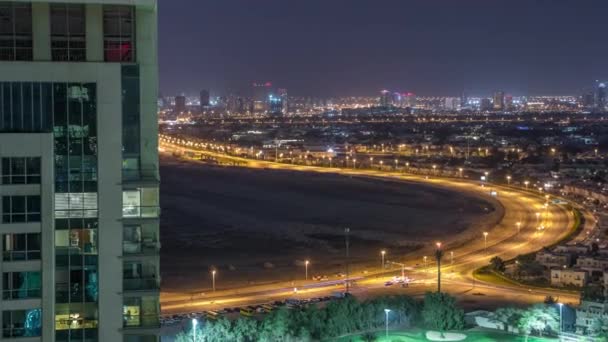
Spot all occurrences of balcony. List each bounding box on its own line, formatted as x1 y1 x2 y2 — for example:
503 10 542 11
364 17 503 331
123 188 160 220
123 240 160 256
122 168 160 187
123 278 160 292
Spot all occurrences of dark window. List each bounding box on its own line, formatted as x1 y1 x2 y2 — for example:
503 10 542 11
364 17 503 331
2 196 40 223
1 157 41 184
103 5 135 62
0 2 32 61
1 233 42 261
0 82 54 133
51 4 86 61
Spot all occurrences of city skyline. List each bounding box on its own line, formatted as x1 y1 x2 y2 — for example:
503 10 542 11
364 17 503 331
159 0 608 97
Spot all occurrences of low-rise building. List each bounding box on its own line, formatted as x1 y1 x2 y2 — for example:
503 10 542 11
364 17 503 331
576 256 608 274
576 301 608 334
550 268 588 287
536 250 572 268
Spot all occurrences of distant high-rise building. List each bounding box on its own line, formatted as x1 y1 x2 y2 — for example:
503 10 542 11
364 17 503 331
460 91 468 108
582 91 594 108
480 98 493 111
444 97 460 111
200 89 210 108
0 1 160 341
269 94 284 115
252 82 272 113
175 95 186 113
379 90 391 107
505 95 514 111
596 81 607 111
493 91 505 111
404 92 417 108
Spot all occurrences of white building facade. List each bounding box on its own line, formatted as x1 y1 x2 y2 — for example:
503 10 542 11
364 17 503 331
0 1 159 341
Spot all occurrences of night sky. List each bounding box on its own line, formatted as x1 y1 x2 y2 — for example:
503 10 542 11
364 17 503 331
159 0 608 98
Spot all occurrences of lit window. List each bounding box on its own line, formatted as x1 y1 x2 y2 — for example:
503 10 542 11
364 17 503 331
103 5 135 62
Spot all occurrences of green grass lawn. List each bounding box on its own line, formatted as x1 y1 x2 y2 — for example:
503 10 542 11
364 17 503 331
331 329 556 342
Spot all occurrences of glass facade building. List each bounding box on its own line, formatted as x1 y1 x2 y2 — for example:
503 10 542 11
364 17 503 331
0 1 159 342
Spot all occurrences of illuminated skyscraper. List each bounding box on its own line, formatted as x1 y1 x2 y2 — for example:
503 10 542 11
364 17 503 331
596 81 607 112
252 82 272 113
379 90 391 107
0 1 160 341
493 91 505 111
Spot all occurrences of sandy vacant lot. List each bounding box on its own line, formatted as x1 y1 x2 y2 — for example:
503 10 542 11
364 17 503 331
160 156 500 292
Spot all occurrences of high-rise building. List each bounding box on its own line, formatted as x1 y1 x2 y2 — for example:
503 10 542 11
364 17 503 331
379 90 391 107
199 89 210 109
480 98 493 111
252 82 272 113
0 1 160 341
174 95 186 113
596 81 607 112
493 91 505 111
268 94 284 115
444 97 461 111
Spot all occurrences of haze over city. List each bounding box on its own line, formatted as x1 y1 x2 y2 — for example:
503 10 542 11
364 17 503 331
159 0 608 97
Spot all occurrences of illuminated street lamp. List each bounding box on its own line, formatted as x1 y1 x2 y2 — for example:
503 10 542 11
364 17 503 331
536 212 541 224
483 232 488 253
211 269 216 292
524 180 530 189
458 167 463 177
384 309 391 338
516 221 522 234
353 158 357 169
435 242 444 293
558 302 563 333
506 175 511 185
394 159 398 169
423 256 428 273
381 250 386 269
450 251 454 266
369 157 374 169
192 318 198 341
305 260 310 280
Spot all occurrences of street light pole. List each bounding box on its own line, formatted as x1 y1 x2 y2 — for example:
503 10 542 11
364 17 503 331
423 256 428 274
435 242 443 293
211 270 216 292
192 318 198 342
381 250 386 270
483 232 488 253
517 222 521 234
558 303 563 333
384 309 391 338
305 260 309 280
345 228 350 293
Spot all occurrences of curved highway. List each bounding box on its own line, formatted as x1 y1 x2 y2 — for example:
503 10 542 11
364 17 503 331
158 138 586 314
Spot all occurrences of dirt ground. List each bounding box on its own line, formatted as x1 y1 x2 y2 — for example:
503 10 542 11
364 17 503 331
159 156 501 292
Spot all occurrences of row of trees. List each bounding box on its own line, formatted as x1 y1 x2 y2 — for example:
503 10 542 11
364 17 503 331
492 304 559 340
175 292 465 342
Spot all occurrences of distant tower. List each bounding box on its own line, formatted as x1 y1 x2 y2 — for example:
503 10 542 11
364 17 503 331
252 82 272 113
379 90 391 107
200 89 210 109
175 95 186 113
596 81 607 112
493 91 505 111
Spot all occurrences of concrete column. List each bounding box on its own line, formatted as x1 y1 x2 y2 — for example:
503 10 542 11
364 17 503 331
32 3 51 61
86 4 104 62
136 6 159 171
